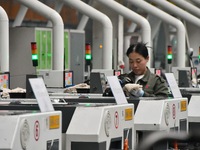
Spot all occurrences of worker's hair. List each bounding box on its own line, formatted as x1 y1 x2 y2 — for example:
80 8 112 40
126 42 149 59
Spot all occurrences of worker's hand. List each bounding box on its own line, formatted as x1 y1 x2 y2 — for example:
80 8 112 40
123 83 142 92
130 88 144 97
123 83 144 97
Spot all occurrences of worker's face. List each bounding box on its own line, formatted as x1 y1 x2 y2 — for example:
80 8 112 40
128 52 149 75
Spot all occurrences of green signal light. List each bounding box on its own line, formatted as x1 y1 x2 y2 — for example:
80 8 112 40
167 54 172 60
32 54 38 60
85 54 92 60
198 55 200 60
85 103 91 107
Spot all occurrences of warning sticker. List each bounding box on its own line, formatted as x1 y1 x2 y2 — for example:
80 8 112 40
172 104 176 119
114 111 119 129
181 100 187 111
49 115 60 129
34 120 40 141
125 108 133 121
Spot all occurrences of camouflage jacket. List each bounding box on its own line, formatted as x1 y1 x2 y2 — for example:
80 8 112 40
119 68 169 97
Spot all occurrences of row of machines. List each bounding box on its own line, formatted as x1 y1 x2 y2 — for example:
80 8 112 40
1 68 197 150
134 67 200 149
48 93 189 150
135 98 188 149
134 65 200 149
0 98 193 150
0 99 134 150
0 95 189 150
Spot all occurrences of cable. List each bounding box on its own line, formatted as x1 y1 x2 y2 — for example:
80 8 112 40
124 129 130 150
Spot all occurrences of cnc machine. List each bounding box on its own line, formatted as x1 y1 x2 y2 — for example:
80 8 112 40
134 98 188 150
0 110 62 150
0 99 134 150
66 103 134 150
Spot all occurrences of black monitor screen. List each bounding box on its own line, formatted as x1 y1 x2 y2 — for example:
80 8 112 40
0 72 10 89
26 74 43 98
64 71 73 87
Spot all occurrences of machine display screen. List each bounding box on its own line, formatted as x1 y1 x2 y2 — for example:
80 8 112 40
0 72 10 89
64 71 73 87
155 69 161 76
191 67 197 79
114 70 121 76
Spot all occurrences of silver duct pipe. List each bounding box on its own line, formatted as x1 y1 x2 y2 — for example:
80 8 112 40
128 0 186 67
0 6 9 72
77 15 89 30
16 0 64 70
77 0 93 30
12 5 28 27
96 0 152 68
170 0 200 18
47 0 64 27
62 0 113 69
191 0 200 6
150 0 200 27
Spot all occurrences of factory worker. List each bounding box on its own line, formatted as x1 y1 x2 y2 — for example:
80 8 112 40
119 42 169 97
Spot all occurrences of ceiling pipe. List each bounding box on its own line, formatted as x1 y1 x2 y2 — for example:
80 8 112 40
170 0 200 18
62 0 113 69
127 23 137 33
0 6 9 72
12 5 28 27
150 0 200 27
147 15 162 40
124 35 132 73
77 15 89 30
47 0 91 30
128 0 186 68
118 15 124 71
47 0 64 27
47 0 90 30
16 0 64 71
191 0 200 6
77 0 93 30
96 0 152 68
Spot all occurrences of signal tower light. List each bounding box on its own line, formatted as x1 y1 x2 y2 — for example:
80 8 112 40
167 45 172 64
31 42 38 67
199 46 200 60
85 43 92 60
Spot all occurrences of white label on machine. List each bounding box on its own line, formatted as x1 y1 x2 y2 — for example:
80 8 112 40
107 76 128 105
29 78 54 112
165 73 182 98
